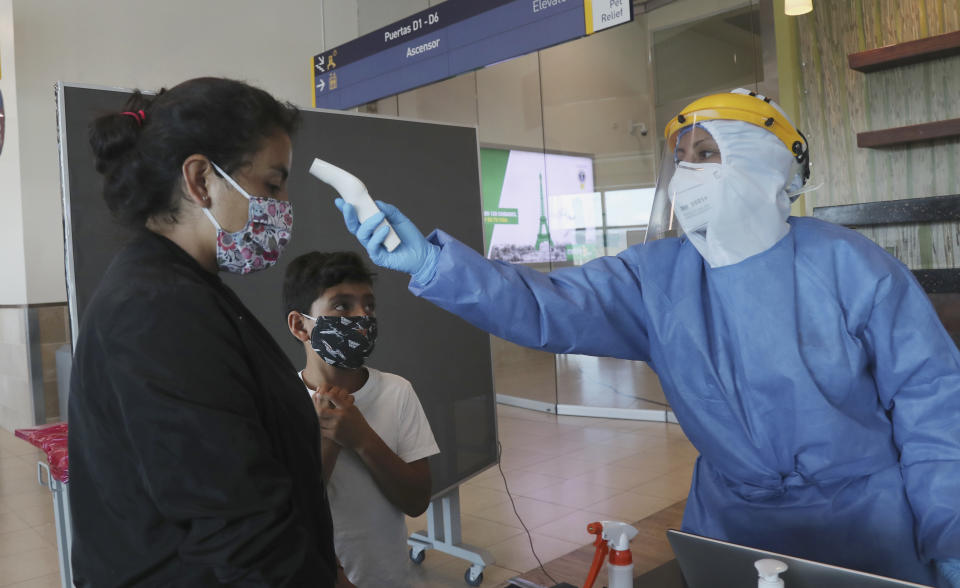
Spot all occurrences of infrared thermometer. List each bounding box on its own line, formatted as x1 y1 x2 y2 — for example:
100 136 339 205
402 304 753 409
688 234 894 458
309 158 401 252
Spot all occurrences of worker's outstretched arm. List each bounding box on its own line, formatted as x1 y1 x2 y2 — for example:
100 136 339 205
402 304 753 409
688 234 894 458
337 199 653 361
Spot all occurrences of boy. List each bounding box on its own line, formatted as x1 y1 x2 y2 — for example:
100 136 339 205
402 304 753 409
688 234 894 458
283 251 439 588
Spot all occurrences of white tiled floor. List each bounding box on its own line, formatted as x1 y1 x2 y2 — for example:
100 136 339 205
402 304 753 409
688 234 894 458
406 405 697 587
0 404 697 587
0 431 61 588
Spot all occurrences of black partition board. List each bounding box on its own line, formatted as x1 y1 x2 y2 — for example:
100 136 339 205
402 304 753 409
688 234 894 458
59 83 496 495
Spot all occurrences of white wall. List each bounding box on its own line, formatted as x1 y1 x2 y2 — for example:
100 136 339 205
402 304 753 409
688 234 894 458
0 0 27 304
358 0 430 35
323 1 359 49
7 0 328 304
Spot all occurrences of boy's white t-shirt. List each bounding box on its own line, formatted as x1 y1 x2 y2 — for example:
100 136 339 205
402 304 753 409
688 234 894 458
301 367 439 588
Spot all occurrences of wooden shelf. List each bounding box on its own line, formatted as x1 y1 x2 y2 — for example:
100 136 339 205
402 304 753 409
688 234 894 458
914 269 960 295
857 118 960 148
812 194 960 227
812 196 960 297
849 30 960 72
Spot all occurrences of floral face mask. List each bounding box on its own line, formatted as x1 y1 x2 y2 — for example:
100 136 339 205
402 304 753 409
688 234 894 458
203 161 293 275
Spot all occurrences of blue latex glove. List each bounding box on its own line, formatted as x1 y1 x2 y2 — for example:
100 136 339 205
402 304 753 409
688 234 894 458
335 198 440 284
940 559 960 587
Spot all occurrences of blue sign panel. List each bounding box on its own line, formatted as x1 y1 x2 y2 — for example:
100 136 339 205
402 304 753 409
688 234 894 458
312 0 632 110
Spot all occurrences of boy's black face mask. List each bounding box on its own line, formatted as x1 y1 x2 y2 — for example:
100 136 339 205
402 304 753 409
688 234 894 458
304 314 378 370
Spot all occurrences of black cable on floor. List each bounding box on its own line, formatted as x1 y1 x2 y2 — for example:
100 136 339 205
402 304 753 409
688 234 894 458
564 366 671 407
497 440 560 586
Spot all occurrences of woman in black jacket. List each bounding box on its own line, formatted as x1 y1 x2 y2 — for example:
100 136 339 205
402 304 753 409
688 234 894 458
69 77 343 587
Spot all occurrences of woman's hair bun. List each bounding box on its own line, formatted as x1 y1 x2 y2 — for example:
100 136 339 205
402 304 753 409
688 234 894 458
88 91 152 174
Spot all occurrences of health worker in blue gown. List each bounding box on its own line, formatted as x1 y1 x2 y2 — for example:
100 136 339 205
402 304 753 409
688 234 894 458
335 89 960 587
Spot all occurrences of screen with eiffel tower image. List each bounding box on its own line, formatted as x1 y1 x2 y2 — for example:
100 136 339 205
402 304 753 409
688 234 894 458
480 147 596 264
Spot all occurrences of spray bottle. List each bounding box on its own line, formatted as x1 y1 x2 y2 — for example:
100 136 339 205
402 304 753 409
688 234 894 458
582 521 639 588
755 558 788 588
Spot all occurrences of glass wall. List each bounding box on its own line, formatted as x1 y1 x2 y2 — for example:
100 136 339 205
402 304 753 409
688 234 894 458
343 0 775 419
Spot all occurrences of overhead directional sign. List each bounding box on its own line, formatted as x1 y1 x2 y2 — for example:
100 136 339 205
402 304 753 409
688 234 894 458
312 0 633 109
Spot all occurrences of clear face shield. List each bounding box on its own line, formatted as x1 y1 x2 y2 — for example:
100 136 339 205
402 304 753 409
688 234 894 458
645 120 722 243
644 91 810 249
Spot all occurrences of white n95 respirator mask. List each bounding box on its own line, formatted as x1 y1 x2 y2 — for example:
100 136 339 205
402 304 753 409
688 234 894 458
669 162 721 244
666 121 792 268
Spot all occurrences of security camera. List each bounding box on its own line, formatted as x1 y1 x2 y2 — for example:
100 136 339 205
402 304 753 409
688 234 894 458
629 121 648 137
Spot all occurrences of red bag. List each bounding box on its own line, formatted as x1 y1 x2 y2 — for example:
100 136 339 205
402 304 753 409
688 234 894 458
15 422 69 484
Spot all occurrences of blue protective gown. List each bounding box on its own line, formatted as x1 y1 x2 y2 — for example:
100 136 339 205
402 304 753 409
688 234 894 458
410 216 960 586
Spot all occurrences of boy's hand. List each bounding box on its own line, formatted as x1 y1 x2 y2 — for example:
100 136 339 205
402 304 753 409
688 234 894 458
314 384 372 450
312 383 349 416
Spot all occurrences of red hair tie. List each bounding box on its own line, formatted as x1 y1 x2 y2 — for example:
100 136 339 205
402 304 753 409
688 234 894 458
120 110 145 126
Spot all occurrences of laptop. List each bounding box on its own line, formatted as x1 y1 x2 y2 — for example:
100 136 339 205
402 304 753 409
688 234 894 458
667 529 932 588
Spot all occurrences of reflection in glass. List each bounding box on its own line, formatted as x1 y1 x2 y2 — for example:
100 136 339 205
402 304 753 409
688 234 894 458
652 4 762 106
605 188 656 228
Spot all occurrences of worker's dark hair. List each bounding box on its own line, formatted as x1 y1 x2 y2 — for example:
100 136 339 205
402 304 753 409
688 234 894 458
89 77 300 227
283 251 376 317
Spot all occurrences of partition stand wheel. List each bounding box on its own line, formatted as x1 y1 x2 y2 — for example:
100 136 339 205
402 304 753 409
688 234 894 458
409 545 426 564
407 487 494 585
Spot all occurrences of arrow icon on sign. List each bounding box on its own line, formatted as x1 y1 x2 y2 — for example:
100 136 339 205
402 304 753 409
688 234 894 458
316 79 326 92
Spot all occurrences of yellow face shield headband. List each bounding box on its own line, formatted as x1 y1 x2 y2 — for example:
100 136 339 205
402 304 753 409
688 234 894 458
664 92 809 170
